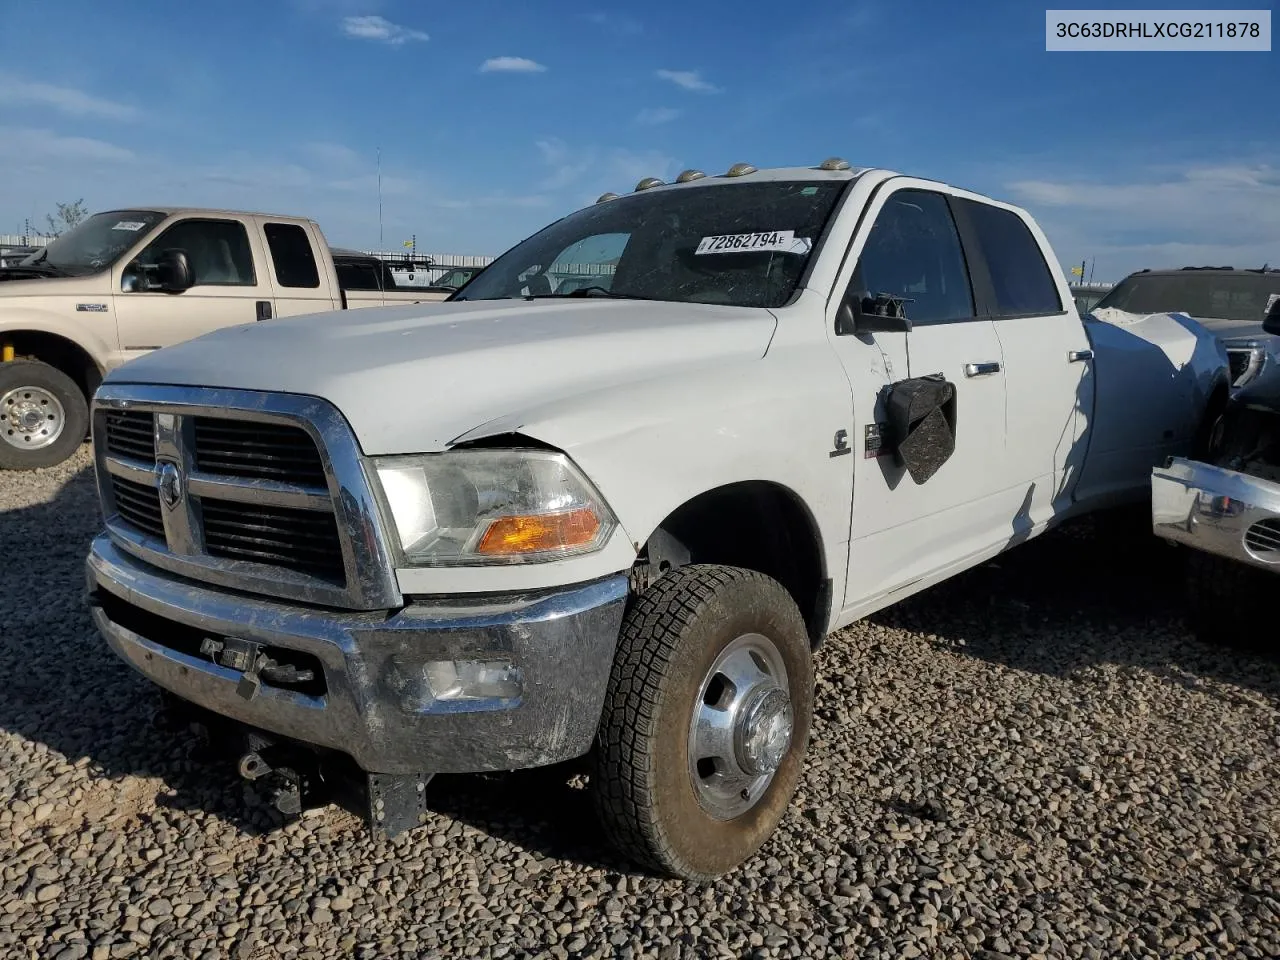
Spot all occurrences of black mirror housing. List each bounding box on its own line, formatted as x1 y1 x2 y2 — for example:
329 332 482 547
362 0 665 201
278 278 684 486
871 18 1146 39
155 249 193 293
1264 297 1280 336
838 290 913 335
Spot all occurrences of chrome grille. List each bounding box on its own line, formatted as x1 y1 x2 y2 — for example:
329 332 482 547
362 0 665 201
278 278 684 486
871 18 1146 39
110 475 164 539
104 410 156 463
193 417 327 486
202 499 344 581
91 385 401 610
1244 518 1280 562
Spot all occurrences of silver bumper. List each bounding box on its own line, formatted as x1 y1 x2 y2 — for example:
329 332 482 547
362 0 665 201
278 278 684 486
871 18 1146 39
87 533 629 775
1152 457 1280 570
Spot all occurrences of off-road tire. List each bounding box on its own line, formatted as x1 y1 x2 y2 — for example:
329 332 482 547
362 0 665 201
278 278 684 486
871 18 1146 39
1184 547 1270 651
591 564 814 880
0 359 88 470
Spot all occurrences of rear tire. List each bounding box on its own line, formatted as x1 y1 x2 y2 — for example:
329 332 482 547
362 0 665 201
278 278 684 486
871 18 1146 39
0 359 88 470
591 564 814 880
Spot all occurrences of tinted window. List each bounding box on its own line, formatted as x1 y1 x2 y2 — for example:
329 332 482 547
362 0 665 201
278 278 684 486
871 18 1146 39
853 189 974 324
1093 272 1280 323
962 201 1062 316
264 223 320 289
130 218 256 287
335 261 382 291
454 180 847 309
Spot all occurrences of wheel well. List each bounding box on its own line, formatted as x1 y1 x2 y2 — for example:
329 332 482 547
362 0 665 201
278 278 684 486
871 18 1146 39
0 331 102 399
636 481 830 647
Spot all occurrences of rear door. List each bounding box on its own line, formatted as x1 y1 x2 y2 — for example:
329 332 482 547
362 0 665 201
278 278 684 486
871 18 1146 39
255 219 340 318
951 196 1093 524
111 215 272 360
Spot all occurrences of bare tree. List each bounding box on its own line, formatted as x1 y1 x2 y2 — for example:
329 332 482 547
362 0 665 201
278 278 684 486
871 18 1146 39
44 199 89 237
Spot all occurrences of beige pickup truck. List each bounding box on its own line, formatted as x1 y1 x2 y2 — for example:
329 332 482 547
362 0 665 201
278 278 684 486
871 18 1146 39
0 207 448 470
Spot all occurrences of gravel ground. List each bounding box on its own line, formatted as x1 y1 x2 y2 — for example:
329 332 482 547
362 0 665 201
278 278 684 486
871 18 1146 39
1 444 1278 960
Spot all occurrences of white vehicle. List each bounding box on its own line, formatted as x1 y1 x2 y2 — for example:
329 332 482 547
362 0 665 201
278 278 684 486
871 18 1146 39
84 159 1229 880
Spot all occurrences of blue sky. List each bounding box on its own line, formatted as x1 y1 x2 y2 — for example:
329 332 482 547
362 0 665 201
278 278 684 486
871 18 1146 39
0 0 1275 280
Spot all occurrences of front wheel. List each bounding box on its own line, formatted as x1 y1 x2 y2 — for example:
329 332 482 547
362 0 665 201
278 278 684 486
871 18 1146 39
0 359 88 470
591 564 814 880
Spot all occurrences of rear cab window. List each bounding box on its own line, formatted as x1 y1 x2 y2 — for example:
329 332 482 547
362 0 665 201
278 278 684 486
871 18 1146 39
958 200 1063 316
263 222 321 289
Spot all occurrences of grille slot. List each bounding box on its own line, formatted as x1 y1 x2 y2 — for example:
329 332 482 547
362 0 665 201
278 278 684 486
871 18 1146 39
110 475 164 539
104 410 156 463
193 417 327 487
1244 519 1280 561
201 499 345 583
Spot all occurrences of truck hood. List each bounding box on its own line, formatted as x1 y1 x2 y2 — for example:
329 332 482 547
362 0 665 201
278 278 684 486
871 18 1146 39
105 298 779 454
0 273 107 297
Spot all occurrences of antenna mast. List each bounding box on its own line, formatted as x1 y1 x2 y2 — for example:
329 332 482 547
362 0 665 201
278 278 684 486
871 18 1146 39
377 146 384 253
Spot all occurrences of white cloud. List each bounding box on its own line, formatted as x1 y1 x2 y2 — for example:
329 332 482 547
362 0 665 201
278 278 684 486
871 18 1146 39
1005 163 1280 279
480 57 547 73
0 76 137 121
340 15 428 44
533 138 679 207
303 141 364 168
655 69 719 93
0 126 135 163
635 107 681 126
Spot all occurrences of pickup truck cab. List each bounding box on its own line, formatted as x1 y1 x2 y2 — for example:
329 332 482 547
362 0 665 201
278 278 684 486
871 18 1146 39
0 207 446 470
84 160 1229 879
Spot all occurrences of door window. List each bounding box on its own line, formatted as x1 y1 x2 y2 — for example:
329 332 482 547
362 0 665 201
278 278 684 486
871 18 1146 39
959 200 1062 316
263 222 321 289
852 190 974 325
124 218 256 289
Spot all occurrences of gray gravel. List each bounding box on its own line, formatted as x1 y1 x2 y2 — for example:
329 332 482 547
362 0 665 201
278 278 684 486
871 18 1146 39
2 445 1278 959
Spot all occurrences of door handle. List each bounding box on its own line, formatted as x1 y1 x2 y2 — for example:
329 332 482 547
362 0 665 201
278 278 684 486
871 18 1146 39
1068 349 1094 362
964 361 1002 377
255 300 273 322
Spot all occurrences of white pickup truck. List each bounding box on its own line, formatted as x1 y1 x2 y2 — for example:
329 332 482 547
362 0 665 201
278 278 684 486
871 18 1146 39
0 207 446 470
84 159 1229 880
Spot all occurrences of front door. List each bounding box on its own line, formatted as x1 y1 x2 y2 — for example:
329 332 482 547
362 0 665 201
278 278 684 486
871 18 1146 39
825 184 1013 611
112 216 271 360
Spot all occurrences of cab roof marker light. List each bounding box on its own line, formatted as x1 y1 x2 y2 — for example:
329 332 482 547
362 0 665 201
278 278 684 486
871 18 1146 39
675 169 706 183
595 192 620 204
724 163 757 177
818 157 851 171
634 177 665 191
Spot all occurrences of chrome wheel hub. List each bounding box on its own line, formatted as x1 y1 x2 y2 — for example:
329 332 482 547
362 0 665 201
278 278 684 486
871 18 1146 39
1 386 65 451
688 632 793 820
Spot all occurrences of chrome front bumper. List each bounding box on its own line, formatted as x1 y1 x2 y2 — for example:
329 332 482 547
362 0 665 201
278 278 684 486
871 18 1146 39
1152 457 1280 570
87 534 629 775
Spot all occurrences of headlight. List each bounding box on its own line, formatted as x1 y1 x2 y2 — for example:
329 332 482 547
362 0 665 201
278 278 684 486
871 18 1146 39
371 448 617 566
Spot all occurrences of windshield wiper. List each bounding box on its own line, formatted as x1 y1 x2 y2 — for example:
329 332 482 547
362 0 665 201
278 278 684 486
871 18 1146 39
0 261 68 278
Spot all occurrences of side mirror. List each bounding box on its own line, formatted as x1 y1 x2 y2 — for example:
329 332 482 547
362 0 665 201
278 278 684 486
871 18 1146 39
886 375 957 484
155 249 193 293
1264 298 1280 336
836 290 913 335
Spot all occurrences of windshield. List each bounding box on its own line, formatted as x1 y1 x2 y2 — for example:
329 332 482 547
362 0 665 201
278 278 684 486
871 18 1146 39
18 210 166 276
453 179 849 308
1093 271 1280 323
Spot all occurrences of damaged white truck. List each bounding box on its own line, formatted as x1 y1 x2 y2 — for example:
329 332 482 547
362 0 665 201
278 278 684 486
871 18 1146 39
85 160 1229 879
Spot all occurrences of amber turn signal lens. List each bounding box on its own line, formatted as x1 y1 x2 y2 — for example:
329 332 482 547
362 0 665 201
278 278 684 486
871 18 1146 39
475 507 602 556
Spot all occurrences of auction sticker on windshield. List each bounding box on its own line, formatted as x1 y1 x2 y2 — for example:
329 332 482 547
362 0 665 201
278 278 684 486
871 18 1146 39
695 231 812 255
112 221 147 231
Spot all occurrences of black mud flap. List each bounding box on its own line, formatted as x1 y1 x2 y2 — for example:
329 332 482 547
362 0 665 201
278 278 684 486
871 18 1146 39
886 375 958 484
